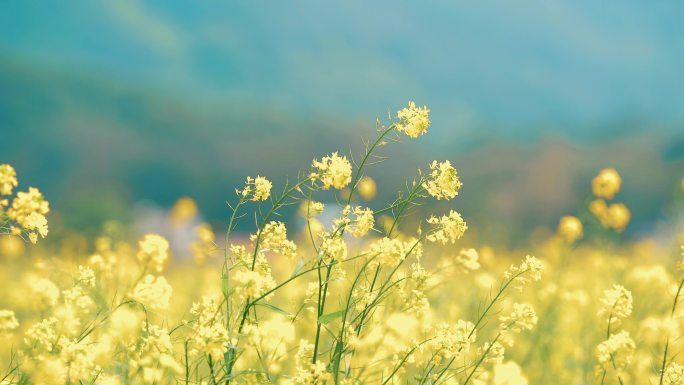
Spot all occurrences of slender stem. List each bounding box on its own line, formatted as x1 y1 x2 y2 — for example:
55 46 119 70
659 276 684 385
433 269 529 385
462 333 500 385
312 258 334 363
345 125 396 207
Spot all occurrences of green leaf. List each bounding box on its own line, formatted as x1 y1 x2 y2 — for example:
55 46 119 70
256 303 291 316
318 310 345 325
222 272 229 296
290 258 304 278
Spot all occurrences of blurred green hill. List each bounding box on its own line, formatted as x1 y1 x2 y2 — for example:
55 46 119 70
1 58 683 243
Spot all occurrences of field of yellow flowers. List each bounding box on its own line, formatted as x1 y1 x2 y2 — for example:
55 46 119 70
1 102 683 385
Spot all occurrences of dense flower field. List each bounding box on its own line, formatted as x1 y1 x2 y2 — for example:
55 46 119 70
1 102 683 385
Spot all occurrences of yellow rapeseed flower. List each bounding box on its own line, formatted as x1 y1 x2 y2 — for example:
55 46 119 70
592 168 622 199
557 216 583 243
423 160 462 200
396 101 430 138
0 164 18 196
310 152 352 190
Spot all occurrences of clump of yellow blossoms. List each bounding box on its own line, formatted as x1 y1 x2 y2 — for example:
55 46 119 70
131 275 173 311
423 160 462 200
426 210 468 244
500 303 538 334
589 199 631 232
596 330 635 371
592 168 622 199
589 168 631 232
0 310 19 333
0 164 18 195
663 363 684 385
0 164 50 243
396 101 431 138
250 221 298 259
239 175 273 201
336 205 375 237
598 284 633 324
310 152 353 190
136 233 169 272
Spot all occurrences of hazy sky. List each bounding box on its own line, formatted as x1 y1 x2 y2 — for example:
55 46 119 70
2 0 684 136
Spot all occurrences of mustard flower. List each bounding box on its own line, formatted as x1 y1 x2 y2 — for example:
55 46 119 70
251 221 297 259
592 168 622 199
189 296 230 361
233 269 276 301
598 284 633 323
493 361 529 385
426 210 467 244
504 255 543 290
396 101 430 138
338 205 375 237
310 152 352 190
456 248 481 273
0 309 19 332
663 363 684 385
319 233 348 261
500 303 538 333
596 330 635 370
238 175 273 201
423 160 462 200
136 234 170 273
557 215 583 243
131 275 173 311
0 164 17 195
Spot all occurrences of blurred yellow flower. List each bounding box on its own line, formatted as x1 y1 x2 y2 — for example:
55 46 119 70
169 197 198 225
557 215 583 243
131 275 173 311
357 176 377 200
0 310 19 332
493 361 529 385
136 234 170 273
0 164 18 196
592 168 622 199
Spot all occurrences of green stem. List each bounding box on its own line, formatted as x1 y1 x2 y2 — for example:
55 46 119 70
659 276 684 385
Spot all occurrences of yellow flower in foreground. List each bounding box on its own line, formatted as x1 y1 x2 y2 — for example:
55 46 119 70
131 275 173 311
0 164 18 195
423 160 462 200
493 361 529 385
396 101 430 138
592 168 622 199
557 216 583 243
663 363 684 385
310 152 352 190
